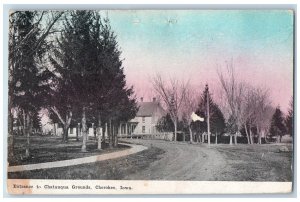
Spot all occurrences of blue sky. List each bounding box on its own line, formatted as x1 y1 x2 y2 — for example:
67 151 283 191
106 10 293 112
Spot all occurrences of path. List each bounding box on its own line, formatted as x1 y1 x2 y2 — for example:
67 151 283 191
122 139 228 181
7 143 147 173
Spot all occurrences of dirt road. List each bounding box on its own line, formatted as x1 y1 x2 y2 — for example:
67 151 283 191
9 138 292 181
123 139 228 181
122 139 292 181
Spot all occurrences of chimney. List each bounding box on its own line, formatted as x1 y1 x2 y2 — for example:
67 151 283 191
140 97 143 102
153 97 156 102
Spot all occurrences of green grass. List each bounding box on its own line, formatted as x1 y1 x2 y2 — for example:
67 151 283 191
213 144 293 181
7 136 292 181
8 146 165 179
8 136 129 166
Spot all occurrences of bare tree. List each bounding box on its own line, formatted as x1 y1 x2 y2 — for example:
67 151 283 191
151 73 188 141
252 87 273 144
241 85 258 144
182 84 201 143
217 60 245 144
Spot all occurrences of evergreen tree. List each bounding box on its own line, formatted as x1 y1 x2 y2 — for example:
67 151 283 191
156 113 174 132
195 84 225 144
89 16 138 148
210 103 226 144
285 97 293 137
269 107 286 142
49 11 138 150
9 11 59 157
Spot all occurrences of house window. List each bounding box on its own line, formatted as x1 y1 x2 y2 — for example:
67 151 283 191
142 117 145 123
70 128 73 134
142 126 145 133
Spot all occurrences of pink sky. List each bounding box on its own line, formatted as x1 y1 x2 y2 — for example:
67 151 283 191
108 10 294 113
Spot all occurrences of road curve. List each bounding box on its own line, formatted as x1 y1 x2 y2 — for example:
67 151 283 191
7 143 147 173
122 139 228 181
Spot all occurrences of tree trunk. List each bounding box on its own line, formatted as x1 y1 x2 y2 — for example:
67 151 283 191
23 110 26 136
112 123 116 147
279 135 282 143
109 119 113 148
189 126 193 143
229 134 232 145
97 113 102 150
66 127 69 142
261 130 265 144
76 123 80 141
249 128 254 144
215 133 218 144
25 113 30 157
93 123 96 140
114 124 118 147
202 132 205 143
81 107 87 152
62 127 67 142
264 133 268 144
244 124 250 144
234 132 238 145
8 108 14 157
64 113 70 142
104 122 107 143
112 122 115 147
53 123 56 136
174 120 177 141
257 125 261 144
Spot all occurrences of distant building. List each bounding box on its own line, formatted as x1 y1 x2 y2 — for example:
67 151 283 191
119 97 166 137
53 97 167 139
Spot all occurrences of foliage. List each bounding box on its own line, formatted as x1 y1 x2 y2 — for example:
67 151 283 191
156 113 174 132
9 11 54 114
194 84 226 135
285 97 293 137
226 115 238 135
269 107 287 140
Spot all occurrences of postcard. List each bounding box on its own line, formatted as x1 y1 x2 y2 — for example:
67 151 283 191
6 9 294 195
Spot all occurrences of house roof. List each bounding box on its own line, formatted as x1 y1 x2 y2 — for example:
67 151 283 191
136 101 165 117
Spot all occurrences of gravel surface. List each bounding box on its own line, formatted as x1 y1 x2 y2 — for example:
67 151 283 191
122 139 292 181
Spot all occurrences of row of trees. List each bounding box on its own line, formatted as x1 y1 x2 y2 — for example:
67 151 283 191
217 61 293 144
153 63 293 145
9 11 138 157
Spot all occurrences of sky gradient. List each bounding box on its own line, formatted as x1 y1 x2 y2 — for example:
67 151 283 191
107 10 294 113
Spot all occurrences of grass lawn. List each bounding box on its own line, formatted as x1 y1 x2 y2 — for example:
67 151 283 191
8 136 129 166
8 145 165 179
214 144 293 181
7 137 293 181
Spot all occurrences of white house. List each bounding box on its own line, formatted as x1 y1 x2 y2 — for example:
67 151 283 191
118 97 166 137
52 97 166 139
